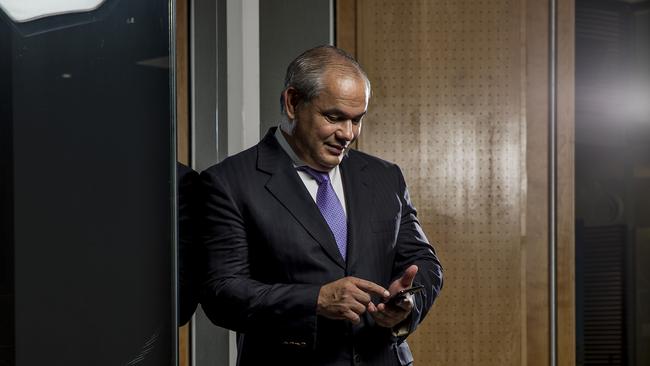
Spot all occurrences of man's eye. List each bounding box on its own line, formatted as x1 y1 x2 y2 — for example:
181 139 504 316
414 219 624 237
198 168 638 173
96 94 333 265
323 113 362 124
325 114 340 122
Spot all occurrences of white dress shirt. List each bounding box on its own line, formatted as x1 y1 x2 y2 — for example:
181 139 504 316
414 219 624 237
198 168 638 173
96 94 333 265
274 127 347 216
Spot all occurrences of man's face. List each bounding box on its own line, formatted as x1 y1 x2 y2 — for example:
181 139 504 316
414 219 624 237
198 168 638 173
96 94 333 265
286 71 369 171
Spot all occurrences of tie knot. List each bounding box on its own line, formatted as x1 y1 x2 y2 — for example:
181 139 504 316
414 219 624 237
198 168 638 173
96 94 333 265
299 166 330 185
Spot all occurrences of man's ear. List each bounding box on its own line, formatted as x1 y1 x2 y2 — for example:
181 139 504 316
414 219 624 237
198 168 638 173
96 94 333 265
283 87 301 120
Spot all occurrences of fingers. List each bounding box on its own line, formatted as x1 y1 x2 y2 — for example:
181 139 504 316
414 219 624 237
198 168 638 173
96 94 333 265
347 283 373 305
343 309 361 324
317 277 387 324
379 294 414 312
367 301 377 313
395 295 415 311
371 306 403 327
348 298 368 315
343 279 382 305
370 296 414 328
399 265 419 288
319 274 416 328
352 278 390 298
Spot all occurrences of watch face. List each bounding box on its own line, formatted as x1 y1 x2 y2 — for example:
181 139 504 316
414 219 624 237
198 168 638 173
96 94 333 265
0 0 106 23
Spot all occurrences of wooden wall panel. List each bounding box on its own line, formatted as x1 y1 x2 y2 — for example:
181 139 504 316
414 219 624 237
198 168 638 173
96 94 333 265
339 1 575 364
355 1 527 364
176 1 190 366
176 0 190 166
335 0 356 56
557 0 575 364
525 0 551 364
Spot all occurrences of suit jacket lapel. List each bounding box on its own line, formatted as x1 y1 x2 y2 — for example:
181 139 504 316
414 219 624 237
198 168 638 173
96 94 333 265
340 150 370 273
258 130 346 269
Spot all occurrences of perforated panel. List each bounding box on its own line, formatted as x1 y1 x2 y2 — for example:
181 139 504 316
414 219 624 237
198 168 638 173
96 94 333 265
355 1 526 364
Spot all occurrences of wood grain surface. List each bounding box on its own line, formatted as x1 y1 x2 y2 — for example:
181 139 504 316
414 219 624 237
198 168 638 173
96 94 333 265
338 0 575 364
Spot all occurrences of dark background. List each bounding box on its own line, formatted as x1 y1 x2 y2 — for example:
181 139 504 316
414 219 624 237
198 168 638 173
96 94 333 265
0 0 174 364
575 0 650 365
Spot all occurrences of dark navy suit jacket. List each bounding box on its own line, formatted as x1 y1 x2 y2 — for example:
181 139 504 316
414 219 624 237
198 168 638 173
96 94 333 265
199 128 443 366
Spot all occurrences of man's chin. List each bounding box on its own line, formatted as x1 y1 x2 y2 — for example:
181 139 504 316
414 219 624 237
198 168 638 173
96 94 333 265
326 159 344 169
314 157 342 171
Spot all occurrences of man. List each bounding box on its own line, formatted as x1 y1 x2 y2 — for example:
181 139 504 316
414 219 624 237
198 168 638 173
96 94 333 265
200 45 443 366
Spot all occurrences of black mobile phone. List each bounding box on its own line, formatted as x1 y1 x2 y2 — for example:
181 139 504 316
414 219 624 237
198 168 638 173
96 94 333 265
383 284 425 307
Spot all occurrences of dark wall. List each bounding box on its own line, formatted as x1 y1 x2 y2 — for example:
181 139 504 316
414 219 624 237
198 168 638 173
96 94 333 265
575 0 650 365
1 0 174 364
0 13 15 366
259 0 332 135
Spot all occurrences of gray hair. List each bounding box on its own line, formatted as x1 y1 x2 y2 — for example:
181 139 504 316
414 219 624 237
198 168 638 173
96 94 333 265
280 45 371 117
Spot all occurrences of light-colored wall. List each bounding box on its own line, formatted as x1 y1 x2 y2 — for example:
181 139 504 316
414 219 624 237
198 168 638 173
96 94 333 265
190 1 334 365
227 0 260 156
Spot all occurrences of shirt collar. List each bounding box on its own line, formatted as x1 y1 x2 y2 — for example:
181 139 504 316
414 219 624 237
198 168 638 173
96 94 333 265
274 126 342 180
274 126 308 167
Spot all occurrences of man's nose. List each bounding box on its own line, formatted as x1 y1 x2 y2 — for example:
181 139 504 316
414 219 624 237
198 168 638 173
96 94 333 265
338 120 355 141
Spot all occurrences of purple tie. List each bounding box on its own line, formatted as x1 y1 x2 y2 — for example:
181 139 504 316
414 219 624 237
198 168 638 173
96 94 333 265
300 167 348 261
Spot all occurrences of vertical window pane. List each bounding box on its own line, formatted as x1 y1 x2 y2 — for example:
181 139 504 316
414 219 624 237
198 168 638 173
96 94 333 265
575 1 650 365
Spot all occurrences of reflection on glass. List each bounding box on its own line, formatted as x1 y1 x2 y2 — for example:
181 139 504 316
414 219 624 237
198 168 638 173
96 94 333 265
1 0 174 364
575 0 650 365
0 0 106 22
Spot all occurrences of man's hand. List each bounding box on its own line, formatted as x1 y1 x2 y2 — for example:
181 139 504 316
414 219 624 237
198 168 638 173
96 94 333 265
368 265 418 328
317 277 390 324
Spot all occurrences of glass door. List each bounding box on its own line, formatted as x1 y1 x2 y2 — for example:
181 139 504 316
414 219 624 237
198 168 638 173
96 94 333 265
1 1 176 364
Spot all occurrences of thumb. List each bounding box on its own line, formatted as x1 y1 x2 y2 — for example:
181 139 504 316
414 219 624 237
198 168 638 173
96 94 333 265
400 265 418 287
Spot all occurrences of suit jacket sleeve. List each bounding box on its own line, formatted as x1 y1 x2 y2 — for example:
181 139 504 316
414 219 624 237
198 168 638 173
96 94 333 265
390 164 443 339
177 163 201 326
199 168 321 345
